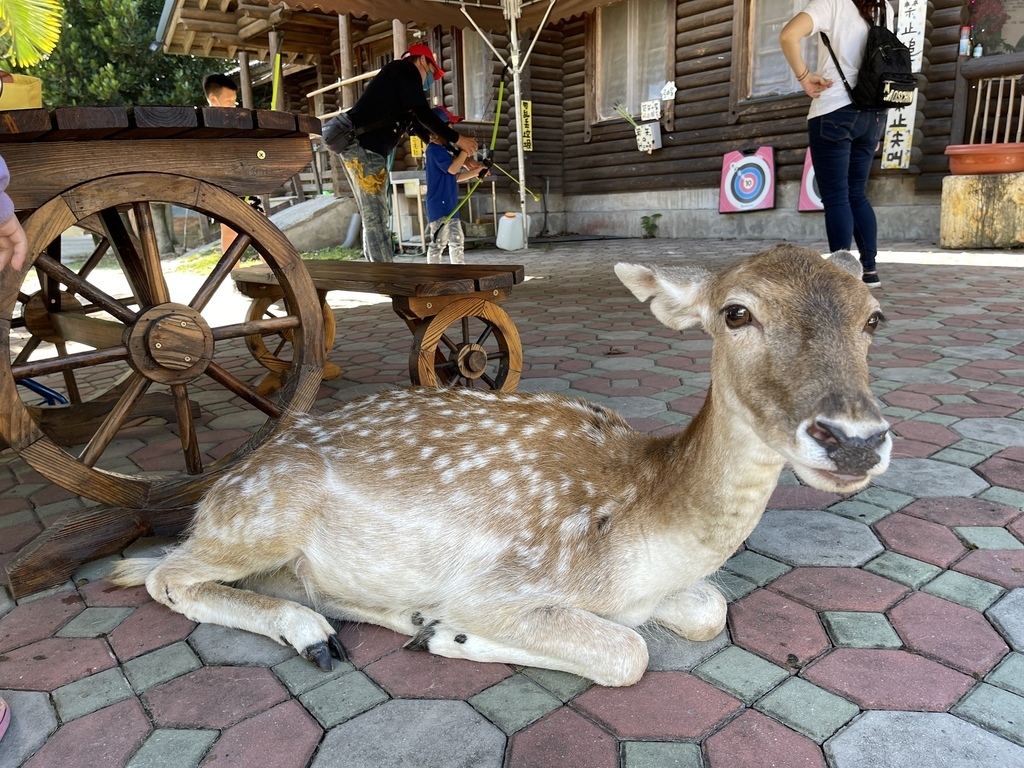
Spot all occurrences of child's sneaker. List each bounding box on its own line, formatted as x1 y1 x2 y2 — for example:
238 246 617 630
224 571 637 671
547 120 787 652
862 271 881 288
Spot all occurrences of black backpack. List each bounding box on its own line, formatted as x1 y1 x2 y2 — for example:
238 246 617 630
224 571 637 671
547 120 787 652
821 2 916 110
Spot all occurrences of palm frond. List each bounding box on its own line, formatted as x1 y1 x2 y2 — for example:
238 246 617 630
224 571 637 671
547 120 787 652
0 0 64 67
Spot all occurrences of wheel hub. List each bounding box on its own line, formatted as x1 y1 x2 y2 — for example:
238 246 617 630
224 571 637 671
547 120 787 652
456 343 489 379
125 303 214 384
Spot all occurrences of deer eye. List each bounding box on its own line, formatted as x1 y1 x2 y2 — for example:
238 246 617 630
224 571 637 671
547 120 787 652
722 304 753 329
864 311 886 334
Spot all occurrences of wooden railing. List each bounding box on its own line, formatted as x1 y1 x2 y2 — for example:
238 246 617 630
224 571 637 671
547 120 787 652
951 51 1024 145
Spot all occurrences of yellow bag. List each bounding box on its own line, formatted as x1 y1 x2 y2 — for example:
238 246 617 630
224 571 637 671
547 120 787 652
0 74 43 110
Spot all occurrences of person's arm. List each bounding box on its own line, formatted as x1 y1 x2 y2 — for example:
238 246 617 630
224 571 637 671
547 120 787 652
0 155 27 272
779 12 833 99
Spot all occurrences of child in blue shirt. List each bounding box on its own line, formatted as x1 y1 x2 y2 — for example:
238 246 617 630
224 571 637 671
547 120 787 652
424 107 486 264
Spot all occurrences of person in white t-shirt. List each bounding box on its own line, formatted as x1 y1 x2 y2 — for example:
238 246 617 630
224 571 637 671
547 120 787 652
780 0 894 289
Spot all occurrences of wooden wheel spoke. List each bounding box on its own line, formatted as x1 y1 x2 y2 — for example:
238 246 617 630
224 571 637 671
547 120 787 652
171 383 203 474
79 372 151 467
205 360 282 418
12 336 42 366
55 341 82 404
211 314 300 342
475 324 495 347
17 290 31 305
32 252 137 324
132 202 171 305
99 208 153 307
191 234 252 312
78 238 111 281
437 332 460 353
461 317 470 344
12 345 130 380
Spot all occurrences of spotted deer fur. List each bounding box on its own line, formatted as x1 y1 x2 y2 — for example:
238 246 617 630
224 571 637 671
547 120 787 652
112 245 891 687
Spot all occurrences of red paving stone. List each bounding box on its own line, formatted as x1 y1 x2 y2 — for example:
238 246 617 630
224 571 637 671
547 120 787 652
900 497 1021 527
572 671 742 739
769 567 909 611
0 591 84 653
766 485 840 510
802 649 975 711
507 706 618 768
888 592 1008 676
952 549 1024 588
874 513 967 568
728 589 830 669
888 420 959 448
364 649 514 699
336 622 409 668
199 700 322 768
1009 515 1024 544
0 637 117 690
143 666 290 729
21 698 150 768
79 578 152 608
0 519 43 553
976 452 1024 491
705 709 825 768
107 600 196 662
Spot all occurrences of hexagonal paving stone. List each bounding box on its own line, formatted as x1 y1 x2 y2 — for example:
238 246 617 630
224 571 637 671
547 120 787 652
187 623 296 667
199 700 322 767
729 589 829 669
900 497 1020 527
745 510 882 567
641 625 730 672
870 458 989 498
988 588 1024 651
335 622 408 668
821 612 902 649
802 649 974 710
143 666 289 729
0 638 118 691
469 674 566 735
704 709 825 768
364 648 513 699
315 699 507 768
825 710 1024 768
0 689 58 768
954 550 1024 589
17 698 150 768
573 671 742 739
976 452 1024 492
769 567 908 611
952 417 1024 447
888 591 1008 676
874 513 967 568
0 591 85 654
107 600 196 662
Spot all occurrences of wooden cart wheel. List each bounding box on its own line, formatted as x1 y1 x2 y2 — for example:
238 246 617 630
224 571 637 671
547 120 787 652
0 172 324 508
244 295 341 395
410 298 521 391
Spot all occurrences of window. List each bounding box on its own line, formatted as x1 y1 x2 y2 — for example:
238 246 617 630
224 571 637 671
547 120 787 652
462 31 494 122
749 0 818 98
595 0 672 120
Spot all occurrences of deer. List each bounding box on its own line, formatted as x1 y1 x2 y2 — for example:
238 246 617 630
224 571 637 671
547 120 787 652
112 244 891 687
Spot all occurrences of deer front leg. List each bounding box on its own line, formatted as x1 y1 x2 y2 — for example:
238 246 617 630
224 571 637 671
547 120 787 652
408 607 650 687
651 580 727 642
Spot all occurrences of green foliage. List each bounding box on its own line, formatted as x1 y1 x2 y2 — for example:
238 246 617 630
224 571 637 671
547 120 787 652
0 0 63 66
8 0 229 106
640 213 662 239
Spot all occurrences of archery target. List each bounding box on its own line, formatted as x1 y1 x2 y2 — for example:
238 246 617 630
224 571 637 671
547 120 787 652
719 147 775 213
798 148 824 211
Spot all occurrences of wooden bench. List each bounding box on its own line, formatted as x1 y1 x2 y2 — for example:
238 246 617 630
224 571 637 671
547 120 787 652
232 260 526 393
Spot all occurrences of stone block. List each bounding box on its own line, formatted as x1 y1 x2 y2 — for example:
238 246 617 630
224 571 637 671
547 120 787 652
940 172 1024 249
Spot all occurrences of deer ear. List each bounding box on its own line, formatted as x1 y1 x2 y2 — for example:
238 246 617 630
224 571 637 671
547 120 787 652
615 263 709 331
826 250 864 279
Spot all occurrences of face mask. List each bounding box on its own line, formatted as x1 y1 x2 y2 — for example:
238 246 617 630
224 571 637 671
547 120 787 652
423 72 435 92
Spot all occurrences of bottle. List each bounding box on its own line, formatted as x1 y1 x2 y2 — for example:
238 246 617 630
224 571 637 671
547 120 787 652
959 26 971 56
973 44 983 58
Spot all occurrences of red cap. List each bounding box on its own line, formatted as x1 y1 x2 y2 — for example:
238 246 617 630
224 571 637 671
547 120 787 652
404 43 445 81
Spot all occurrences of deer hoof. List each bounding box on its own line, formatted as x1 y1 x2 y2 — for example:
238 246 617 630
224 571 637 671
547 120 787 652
404 619 440 651
303 641 336 671
328 634 348 663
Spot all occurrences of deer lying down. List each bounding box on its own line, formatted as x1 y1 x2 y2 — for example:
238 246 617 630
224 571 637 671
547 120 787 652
112 245 890 687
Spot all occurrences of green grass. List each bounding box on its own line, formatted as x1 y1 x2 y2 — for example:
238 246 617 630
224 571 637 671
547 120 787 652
170 244 363 274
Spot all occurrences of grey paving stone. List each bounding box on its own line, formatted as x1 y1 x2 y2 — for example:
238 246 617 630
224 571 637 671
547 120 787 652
989 589 1024 652
468 673 562 734
521 666 592 702
864 551 943 589
122 641 203 692
311 699 504 768
622 741 704 768
273 654 354 696
954 417 1024 446
870 458 989 498
829 499 892 525
871 367 957 384
955 526 1024 550
693 645 789 704
930 447 986 467
299 669 389 728
822 611 902 649
0 690 58 768
981 487 1024 510
126 729 219 768
641 625 729 672
950 438 1005 458
722 550 791 586
122 536 178 559
708 569 758 602
52 667 134 722
745 509 882 567
756 677 859 744
71 555 122 585
988 653 1024 698
55 606 134 638
825 710 1024 767
952 683 1024 747
923 570 1005 612
0 586 13 620
188 622 296 667
850 485 914 512
593 395 667 418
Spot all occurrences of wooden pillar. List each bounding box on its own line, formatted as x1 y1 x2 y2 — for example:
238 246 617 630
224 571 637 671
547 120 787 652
238 51 254 109
338 13 355 109
268 30 283 111
393 20 407 60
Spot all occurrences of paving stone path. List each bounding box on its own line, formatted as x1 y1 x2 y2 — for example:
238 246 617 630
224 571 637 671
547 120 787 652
2 238 1024 767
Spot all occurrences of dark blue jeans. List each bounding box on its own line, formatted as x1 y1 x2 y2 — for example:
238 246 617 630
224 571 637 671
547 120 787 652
807 105 885 273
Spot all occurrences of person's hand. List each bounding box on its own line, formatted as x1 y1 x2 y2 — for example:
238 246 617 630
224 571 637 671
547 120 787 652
454 135 478 156
0 214 28 272
802 73 833 99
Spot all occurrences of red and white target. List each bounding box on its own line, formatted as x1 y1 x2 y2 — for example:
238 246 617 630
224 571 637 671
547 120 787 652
719 147 775 213
798 148 824 212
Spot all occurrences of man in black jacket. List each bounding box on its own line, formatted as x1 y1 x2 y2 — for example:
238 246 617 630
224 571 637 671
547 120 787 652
323 45 479 262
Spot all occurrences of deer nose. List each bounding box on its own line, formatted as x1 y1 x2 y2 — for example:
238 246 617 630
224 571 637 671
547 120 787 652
807 419 890 473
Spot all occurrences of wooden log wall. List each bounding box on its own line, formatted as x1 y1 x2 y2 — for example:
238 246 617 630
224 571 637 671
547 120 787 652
918 0 968 191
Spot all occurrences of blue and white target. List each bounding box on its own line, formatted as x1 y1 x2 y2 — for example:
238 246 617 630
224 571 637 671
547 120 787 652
724 156 772 211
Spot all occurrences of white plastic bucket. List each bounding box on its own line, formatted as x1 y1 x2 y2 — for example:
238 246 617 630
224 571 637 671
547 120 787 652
496 212 530 250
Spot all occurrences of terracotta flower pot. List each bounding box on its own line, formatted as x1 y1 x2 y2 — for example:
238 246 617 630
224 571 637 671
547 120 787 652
945 143 1024 174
